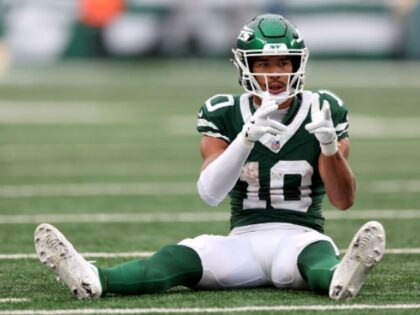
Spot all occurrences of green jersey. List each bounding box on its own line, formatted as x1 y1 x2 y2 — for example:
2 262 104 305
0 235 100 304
196 91 349 233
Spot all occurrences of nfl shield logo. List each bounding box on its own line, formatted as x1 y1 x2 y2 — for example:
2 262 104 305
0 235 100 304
271 139 280 151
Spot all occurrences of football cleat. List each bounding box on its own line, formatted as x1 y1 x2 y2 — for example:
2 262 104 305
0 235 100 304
329 221 385 300
35 223 102 299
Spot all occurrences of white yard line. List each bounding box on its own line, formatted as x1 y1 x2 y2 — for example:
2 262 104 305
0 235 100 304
0 101 134 124
0 161 196 178
365 180 420 193
0 252 153 260
0 209 419 224
382 248 420 254
0 180 419 198
324 209 420 219
0 182 196 198
0 298 29 303
1 248 419 260
0 304 419 314
0 212 227 224
349 115 420 138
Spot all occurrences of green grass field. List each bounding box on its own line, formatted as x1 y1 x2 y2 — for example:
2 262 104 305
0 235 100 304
0 59 419 314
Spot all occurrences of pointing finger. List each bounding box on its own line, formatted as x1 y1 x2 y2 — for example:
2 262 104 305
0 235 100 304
311 92 320 113
267 119 287 133
305 120 324 131
256 104 279 118
322 100 331 120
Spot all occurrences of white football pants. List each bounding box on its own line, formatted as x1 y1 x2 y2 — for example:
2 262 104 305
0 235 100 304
179 222 339 289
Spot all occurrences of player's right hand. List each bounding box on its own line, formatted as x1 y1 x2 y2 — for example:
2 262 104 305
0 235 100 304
241 96 287 143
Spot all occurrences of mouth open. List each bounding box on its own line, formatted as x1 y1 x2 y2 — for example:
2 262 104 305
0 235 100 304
268 83 286 95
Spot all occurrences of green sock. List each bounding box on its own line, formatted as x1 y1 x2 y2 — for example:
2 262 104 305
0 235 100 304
297 241 340 295
97 245 202 295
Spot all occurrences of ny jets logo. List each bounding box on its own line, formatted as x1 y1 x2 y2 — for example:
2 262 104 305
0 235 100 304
263 43 287 52
238 28 253 42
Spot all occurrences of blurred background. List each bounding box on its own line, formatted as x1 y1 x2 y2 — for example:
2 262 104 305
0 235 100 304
0 0 420 64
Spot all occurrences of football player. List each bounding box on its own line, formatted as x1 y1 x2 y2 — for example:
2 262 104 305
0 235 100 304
35 14 385 300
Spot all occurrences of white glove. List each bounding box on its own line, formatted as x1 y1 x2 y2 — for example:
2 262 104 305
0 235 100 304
305 93 338 156
241 96 287 144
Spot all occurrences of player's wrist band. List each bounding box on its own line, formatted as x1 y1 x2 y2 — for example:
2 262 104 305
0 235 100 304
239 131 256 149
320 139 339 156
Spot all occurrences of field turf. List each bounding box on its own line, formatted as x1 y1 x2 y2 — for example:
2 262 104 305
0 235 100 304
0 59 419 314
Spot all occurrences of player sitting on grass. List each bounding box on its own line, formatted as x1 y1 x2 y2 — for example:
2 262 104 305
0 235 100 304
35 14 385 300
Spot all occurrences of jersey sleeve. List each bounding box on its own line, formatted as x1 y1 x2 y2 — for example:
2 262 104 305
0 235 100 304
196 94 236 144
317 90 349 141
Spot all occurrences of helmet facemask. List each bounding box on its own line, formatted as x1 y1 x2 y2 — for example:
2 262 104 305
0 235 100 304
232 46 309 104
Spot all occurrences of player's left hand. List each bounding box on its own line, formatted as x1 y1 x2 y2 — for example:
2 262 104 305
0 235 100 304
241 95 287 143
305 93 338 156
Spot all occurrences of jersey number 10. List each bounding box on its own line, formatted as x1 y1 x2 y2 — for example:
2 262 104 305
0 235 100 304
239 160 313 212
